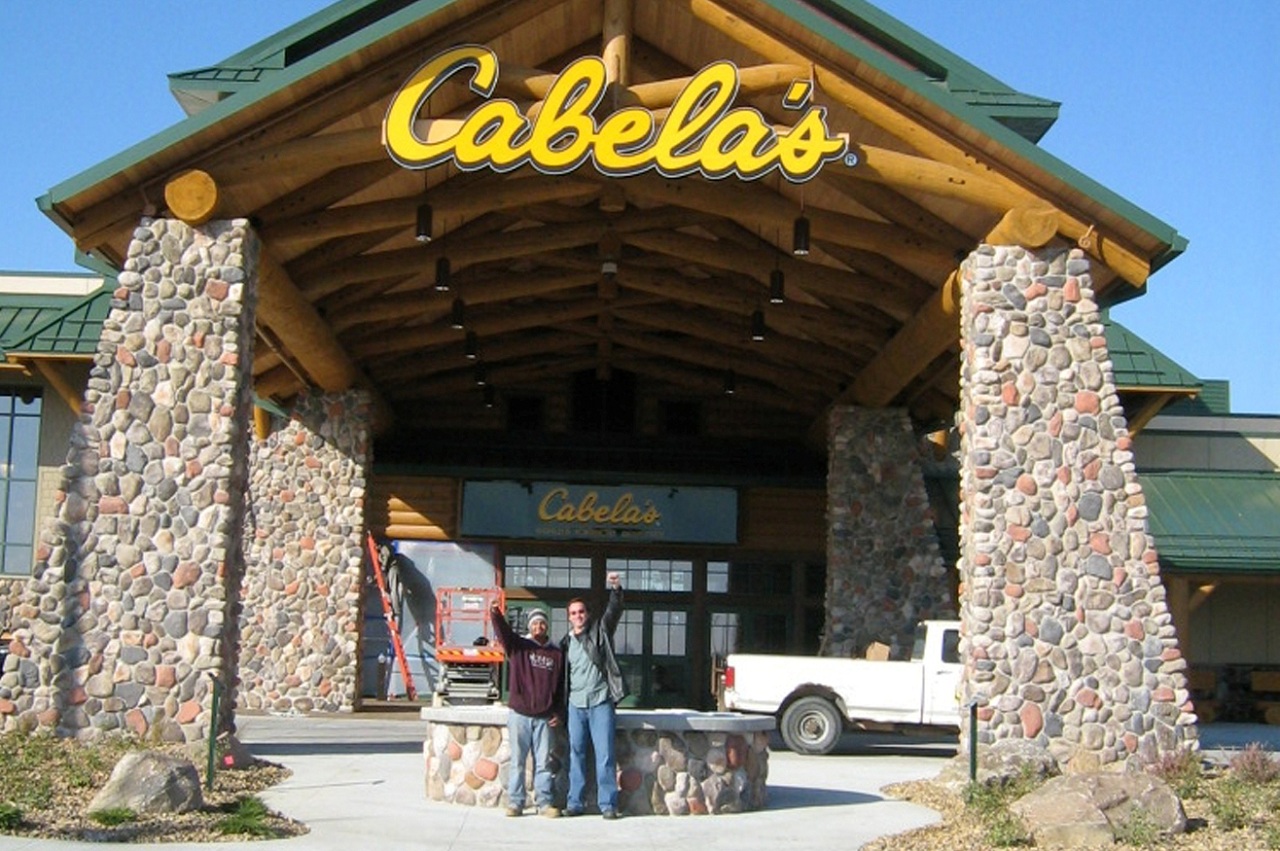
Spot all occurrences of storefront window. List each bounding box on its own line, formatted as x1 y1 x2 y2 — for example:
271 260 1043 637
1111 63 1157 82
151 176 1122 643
652 610 687 656
606 557 692 592
707 560 796 595
503 554 592 589
1 389 41 576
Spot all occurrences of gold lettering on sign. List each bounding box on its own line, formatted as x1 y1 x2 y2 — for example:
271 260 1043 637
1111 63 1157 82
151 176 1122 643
537 487 661 527
384 44 848 182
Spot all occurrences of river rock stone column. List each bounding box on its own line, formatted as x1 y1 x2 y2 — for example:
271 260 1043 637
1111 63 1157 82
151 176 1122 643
0 218 258 742
956 243 1196 770
825 406 954 658
239 391 369 714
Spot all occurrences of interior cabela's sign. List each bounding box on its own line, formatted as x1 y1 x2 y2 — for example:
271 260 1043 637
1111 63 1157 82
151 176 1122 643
384 44 848 182
460 480 738 543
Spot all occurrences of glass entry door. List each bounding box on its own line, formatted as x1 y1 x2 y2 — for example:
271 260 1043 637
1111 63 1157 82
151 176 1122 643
614 606 690 708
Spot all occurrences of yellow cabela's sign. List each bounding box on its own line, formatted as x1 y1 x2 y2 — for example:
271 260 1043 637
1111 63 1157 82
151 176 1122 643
384 44 848 182
537 487 661 528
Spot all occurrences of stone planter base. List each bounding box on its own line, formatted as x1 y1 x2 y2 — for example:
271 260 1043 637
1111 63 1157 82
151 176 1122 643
422 707 774 815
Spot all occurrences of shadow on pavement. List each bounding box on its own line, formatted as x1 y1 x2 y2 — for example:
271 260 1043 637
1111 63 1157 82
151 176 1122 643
248 740 421 756
764 785 881 809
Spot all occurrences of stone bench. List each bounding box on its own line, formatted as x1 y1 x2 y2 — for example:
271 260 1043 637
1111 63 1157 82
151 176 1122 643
421 706 774 815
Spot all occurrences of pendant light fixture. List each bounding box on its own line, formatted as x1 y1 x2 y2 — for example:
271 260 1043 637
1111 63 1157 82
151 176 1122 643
434 256 451 291
769 267 785 304
464 331 478 360
415 203 433 243
750 309 766 342
474 363 488 386
792 213 810 256
450 297 466 330
723 370 736 396
483 385 496 408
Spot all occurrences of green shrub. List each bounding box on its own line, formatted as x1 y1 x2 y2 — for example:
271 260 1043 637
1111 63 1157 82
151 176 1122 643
1113 806 1160 847
1230 742 1280 786
1146 748 1203 798
0 802 23 831
216 796 276 837
88 807 137 827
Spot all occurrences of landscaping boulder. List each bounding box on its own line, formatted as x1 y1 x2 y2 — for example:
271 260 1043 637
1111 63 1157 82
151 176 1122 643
1009 771 1185 848
936 739 1059 792
89 751 204 815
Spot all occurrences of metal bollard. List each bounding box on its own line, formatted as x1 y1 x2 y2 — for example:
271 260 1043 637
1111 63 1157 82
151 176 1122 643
206 676 222 792
968 699 978 783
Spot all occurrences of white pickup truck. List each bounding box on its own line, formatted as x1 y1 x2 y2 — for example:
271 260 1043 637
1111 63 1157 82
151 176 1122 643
719 619 963 754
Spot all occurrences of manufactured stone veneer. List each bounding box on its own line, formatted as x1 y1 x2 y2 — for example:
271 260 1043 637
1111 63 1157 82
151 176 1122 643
421 707 773 815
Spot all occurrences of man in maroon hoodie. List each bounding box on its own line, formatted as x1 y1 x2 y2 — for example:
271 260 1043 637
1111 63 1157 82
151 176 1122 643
490 602 565 817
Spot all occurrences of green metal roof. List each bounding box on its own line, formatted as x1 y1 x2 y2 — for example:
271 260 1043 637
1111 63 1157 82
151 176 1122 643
0 289 111 357
1161 379 1232 417
39 0 1186 272
1141 471 1280 574
1102 314 1202 393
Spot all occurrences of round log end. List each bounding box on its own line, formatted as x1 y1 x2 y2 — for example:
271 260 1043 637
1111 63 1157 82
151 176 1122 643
164 169 220 226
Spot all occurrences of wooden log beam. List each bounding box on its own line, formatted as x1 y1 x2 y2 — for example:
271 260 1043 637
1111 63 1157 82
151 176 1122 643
372 331 587 384
843 270 963 409
617 265 885 353
617 173 958 280
331 269 599 333
684 0 1152 287
602 0 632 88
622 229 917 320
24 358 84 417
163 170 221 226
255 253 396 430
262 176 599 244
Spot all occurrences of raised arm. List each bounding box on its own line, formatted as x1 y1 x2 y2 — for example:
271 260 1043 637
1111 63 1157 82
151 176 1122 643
602 572 624 634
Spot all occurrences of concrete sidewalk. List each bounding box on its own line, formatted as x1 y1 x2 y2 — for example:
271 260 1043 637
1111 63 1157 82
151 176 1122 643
1 715 1276 851
0 713 952 851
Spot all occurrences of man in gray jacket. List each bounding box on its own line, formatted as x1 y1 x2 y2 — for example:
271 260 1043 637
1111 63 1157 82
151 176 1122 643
559 572 627 819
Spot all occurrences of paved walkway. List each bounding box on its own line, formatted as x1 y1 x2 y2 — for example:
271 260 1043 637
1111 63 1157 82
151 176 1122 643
0 715 1275 850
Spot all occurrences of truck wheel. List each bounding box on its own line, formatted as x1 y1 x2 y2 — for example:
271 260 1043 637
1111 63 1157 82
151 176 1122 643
780 696 842 755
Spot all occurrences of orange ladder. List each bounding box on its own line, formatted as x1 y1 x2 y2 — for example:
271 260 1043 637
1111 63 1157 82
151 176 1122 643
365 534 417 701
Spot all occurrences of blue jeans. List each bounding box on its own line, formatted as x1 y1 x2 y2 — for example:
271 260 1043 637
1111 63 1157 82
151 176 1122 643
567 700 617 813
507 712 555 809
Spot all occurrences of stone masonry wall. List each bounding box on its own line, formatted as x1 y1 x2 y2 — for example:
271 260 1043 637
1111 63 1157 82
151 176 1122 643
825 406 955 658
239 391 370 714
956 243 1196 770
0 218 257 742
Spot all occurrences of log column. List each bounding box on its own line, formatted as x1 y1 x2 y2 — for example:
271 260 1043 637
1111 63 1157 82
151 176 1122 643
825 406 954 658
956 242 1197 769
239 390 371 713
3 218 258 742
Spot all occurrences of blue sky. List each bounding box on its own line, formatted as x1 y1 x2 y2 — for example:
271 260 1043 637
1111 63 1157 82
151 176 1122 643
2 2 1276 413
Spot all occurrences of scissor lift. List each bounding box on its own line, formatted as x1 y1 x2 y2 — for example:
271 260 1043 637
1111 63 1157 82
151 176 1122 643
434 587 505 704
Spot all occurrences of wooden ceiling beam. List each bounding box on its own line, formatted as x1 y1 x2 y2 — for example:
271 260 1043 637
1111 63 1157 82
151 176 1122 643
616 265 883 353
602 0 633 87
607 326 838 397
372 331 587 384
617 173 957 279
622 229 915 320
262 175 599 244
621 356 819 415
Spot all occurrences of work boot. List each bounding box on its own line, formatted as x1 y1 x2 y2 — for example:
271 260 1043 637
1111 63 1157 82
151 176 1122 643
505 806 523 817
540 806 561 818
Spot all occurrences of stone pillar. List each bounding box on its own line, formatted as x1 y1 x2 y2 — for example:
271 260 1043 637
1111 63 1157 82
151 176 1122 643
239 390 370 714
956 243 1196 770
825 406 954 658
1 218 258 742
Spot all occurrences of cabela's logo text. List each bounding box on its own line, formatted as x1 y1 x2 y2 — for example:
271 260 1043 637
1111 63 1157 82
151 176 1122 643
384 44 847 182
537 487 661 527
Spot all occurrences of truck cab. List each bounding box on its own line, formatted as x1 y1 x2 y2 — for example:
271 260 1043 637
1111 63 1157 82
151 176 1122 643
721 619 962 754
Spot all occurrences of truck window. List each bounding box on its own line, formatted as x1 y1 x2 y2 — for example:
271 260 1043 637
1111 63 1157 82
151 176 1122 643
942 629 961 664
910 624 927 660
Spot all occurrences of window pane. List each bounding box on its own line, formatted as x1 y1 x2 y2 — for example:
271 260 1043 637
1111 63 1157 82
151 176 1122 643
708 561 729 594
3 546 32 576
6 482 36 544
615 610 643 654
14 393 40 416
0 419 10 473
710 612 739 656
10 416 40 479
